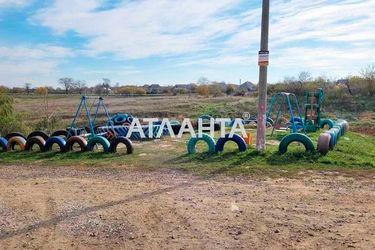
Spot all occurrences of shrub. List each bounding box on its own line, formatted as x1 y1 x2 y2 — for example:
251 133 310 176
0 93 29 135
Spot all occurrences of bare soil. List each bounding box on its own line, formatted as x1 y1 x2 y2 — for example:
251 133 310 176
0 165 374 249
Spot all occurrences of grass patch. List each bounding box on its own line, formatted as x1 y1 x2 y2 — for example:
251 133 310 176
1 131 374 177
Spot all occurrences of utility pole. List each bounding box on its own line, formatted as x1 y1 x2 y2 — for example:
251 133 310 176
256 0 270 151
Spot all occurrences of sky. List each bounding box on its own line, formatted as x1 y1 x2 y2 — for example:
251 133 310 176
0 0 374 88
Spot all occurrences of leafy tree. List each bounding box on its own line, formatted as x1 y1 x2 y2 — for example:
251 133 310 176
0 92 28 135
226 84 236 95
197 85 209 97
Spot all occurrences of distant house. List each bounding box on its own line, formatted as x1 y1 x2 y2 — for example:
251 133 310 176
240 81 256 92
143 84 163 94
336 79 349 85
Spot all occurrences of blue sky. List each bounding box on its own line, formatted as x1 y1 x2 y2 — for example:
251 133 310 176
0 0 374 87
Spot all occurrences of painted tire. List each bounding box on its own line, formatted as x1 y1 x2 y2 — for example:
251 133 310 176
199 115 213 121
336 120 349 134
7 136 27 151
320 119 335 129
109 137 134 154
45 136 66 152
187 133 216 154
0 137 8 152
51 130 68 138
64 136 87 152
317 133 331 155
27 131 49 141
244 117 273 127
215 133 247 153
87 136 110 153
25 136 46 152
114 114 128 124
4 132 26 141
266 117 274 127
278 133 315 154
325 130 337 150
332 125 343 137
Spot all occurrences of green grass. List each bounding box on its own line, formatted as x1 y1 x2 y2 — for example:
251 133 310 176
1 130 374 177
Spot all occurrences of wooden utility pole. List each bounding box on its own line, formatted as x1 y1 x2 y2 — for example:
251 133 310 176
256 0 270 151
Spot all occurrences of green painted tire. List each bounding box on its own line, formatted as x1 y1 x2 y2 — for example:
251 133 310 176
278 133 315 154
320 119 334 129
187 133 216 154
87 136 110 153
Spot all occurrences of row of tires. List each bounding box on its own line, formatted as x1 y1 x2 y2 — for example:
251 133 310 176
317 120 349 155
0 134 133 154
278 119 349 155
187 133 248 154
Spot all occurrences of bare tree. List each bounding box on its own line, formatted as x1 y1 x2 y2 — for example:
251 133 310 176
58 77 74 94
24 83 31 95
360 64 375 96
197 77 209 85
298 71 312 83
75 80 87 95
102 78 111 95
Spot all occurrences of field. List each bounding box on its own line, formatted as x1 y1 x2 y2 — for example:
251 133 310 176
1 94 375 248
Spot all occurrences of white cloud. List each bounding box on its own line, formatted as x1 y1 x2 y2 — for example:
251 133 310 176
0 0 31 8
0 45 74 60
0 45 73 86
1 0 372 85
33 0 243 59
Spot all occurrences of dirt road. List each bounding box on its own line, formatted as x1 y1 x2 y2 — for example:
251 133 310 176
0 165 374 249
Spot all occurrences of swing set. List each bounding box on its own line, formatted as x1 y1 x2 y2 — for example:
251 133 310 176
267 92 304 136
68 96 116 138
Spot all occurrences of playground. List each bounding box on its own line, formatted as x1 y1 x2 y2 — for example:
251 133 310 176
0 93 375 249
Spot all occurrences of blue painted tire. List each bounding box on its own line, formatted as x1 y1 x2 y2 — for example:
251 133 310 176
215 134 247 153
325 130 337 150
0 137 8 152
187 133 216 154
87 136 110 153
332 125 343 137
45 136 66 152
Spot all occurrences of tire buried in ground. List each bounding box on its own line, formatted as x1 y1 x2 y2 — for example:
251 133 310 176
278 133 315 154
187 133 216 154
51 130 68 138
215 133 247 153
7 136 27 151
0 137 8 152
109 137 134 154
27 131 49 141
4 132 26 141
45 136 66 152
25 136 46 152
87 136 110 153
64 136 87 152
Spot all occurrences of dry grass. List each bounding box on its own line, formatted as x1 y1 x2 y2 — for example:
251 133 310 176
13 94 257 129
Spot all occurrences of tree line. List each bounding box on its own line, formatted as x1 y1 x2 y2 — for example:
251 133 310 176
0 64 374 98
